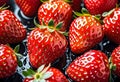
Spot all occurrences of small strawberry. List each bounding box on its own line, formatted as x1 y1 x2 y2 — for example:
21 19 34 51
0 6 26 44
0 0 9 6
27 19 68 68
0 44 18 78
15 0 41 17
103 8 120 44
38 0 72 31
23 64 68 82
111 46 120 77
84 0 118 15
66 50 110 82
69 9 103 54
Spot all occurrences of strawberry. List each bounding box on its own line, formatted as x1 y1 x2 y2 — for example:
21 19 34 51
27 20 68 68
0 7 26 44
0 0 9 6
15 0 41 17
69 11 103 54
66 50 110 82
38 0 72 31
23 64 68 82
111 46 120 77
84 0 118 15
0 44 18 78
103 8 120 44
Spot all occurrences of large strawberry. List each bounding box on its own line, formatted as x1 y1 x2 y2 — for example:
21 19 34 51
66 50 110 82
0 7 26 44
84 0 118 15
69 11 103 54
15 0 41 17
23 64 68 82
103 8 120 44
111 46 120 77
38 0 72 31
0 44 18 78
27 20 68 68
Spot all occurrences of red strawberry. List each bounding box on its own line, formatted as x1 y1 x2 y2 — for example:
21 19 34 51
66 50 110 82
111 46 120 77
103 8 120 44
84 0 118 15
0 0 9 6
0 8 26 44
38 0 72 31
69 14 103 54
15 0 41 17
0 44 18 78
23 64 68 82
27 20 68 68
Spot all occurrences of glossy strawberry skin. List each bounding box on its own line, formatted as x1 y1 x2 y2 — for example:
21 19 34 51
84 0 118 15
103 8 120 44
38 0 72 31
15 0 41 17
111 46 120 77
24 78 34 82
0 10 26 44
27 28 68 68
0 44 17 78
69 16 103 54
66 50 110 82
46 67 68 82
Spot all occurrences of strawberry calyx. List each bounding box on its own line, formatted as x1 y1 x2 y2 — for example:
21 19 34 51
33 18 68 36
13 45 23 67
102 9 115 17
74 8 102 22
109 57 116 82
0 4 9 11
23 64 53 82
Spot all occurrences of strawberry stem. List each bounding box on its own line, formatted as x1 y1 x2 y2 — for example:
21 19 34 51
0 4 9 11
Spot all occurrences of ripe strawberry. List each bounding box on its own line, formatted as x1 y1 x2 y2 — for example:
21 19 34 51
23 64 68 82
0 44 17 78
111 46 120 77
103 8 120 44
38 0 72 31
0 0 9 6
15 0 41 17
66 50 110 82
69 14 103 54
0 8 26 44
27 20 68 68
84 0 118 15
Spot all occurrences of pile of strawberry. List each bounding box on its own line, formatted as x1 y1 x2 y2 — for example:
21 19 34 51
1 0 120 82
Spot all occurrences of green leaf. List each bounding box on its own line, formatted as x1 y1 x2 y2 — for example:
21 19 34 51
14 45 20 53
27 69 36 75
17 57 23 67
34 17 41 28
40 0 48 3
73 11 83 17
64 0 72 3
81 8 89 14
48 19 54 27
22 68 35 77
56 22 63 30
